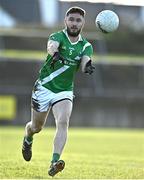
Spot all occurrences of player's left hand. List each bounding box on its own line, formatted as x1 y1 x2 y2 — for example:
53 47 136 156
84 60 95 75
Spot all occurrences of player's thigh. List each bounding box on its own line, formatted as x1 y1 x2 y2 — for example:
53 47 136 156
52 100 73 122
31 108 50 127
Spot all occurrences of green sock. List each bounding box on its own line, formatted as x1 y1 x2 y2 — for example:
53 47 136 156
25 136 33 143
52 153 60 163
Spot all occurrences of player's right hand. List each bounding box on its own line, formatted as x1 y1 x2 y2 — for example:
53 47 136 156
50 52 64 69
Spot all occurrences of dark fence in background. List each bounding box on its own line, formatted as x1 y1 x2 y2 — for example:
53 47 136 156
0 57 144 128
1 31 144 54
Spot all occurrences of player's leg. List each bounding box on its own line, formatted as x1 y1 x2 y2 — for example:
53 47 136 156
52 100 72 160
48 99 73 176
22 79 51 161
22 109 49 161
25 108 49 137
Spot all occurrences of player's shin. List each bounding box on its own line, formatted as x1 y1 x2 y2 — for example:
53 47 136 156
52 123 68 161
25 122 34 141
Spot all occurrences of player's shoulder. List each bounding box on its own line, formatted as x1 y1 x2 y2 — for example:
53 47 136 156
49 30 64 39
49 30 66 42
80 35 92 46
80 35 92 51
80 35 93 54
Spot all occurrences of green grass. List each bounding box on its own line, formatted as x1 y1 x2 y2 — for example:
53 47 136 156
0 127 144 179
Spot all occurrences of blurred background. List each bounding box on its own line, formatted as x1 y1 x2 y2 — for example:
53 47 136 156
0 0 144 128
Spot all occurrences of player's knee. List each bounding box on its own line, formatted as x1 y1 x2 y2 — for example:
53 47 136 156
57 115 69 128
25 122 32 130
57 121 69 130
31 125 42 133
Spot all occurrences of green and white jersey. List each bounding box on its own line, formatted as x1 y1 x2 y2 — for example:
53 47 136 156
39 29 93 93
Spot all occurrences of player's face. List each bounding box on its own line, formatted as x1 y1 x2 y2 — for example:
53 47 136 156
65 13 85 37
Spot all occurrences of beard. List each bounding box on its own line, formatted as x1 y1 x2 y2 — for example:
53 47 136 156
66 26 81 37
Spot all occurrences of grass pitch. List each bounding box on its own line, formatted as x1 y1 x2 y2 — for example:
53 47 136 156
0 127 143 179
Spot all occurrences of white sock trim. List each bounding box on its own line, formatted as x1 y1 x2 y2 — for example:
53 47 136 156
25 138 33 145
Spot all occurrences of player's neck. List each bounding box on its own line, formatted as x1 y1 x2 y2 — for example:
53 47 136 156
68 35 79 43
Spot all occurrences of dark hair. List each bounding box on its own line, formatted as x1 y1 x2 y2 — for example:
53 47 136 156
66 6 86 17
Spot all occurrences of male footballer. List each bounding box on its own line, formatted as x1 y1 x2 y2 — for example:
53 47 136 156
22 6 95 177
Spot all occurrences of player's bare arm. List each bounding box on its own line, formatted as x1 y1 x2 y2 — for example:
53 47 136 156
47 40 63 68
47 40 59 56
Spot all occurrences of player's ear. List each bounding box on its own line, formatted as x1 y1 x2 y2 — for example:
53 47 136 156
83 18 85 25
64 17 67 27
81 18 85 28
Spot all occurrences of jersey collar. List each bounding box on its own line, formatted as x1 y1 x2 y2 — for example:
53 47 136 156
63 29 82 45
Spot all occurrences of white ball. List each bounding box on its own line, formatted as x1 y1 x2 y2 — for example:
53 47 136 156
95 10 119 33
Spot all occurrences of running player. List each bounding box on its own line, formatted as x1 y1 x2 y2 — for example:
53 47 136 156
22 6 95 177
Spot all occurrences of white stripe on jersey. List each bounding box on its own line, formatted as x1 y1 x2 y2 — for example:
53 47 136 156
41 65 69 85
82 42 91 52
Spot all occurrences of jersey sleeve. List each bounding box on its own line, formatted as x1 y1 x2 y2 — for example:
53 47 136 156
48 32 62 44
82 42 93 58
